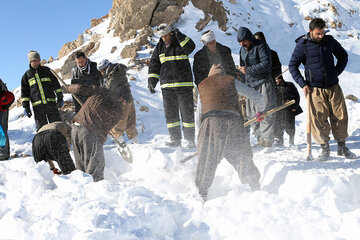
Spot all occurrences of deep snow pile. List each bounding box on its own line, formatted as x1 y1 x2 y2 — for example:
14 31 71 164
1 1 360 239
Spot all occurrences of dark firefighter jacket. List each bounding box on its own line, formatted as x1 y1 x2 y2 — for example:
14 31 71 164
21 65 63 109
148 29 195 90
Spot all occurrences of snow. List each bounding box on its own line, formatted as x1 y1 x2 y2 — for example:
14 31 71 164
1 0 360 239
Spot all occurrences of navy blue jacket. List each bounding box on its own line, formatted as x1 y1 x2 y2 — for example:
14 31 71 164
239 38 272 88
289 33 348 88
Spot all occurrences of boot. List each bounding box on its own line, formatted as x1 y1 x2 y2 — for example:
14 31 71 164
273 138 283 147
337 142 357 159
184 140 195 149
317 143 330 161
289 135 295 146
165 140 181 148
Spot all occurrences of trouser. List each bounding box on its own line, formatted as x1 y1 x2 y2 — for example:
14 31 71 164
0 110 9 160
196 112 260 199
274 109 295 143
71 125 105 182
246 80 276 144
32 130 75 174
309 84 348 144
111 99 138 140
162 88 195 142
33 103 62 131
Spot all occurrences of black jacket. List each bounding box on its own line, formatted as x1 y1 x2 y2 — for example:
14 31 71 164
71 60 103 113
148 29 195 90
193 42 237 85
289 33 348 88
21 65 63 109
276 80 303 116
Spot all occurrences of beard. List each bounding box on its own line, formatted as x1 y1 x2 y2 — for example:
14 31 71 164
310 33 323 43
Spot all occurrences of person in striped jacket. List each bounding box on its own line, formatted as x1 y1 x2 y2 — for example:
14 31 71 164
21 50 63 130
148 23 196 148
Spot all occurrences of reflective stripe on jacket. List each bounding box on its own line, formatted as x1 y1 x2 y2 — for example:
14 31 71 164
21 65 62 108
148 29 195 89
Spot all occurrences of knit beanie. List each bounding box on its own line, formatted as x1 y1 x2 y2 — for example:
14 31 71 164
208 64 225 77
28 50 40 62
237 27 253 42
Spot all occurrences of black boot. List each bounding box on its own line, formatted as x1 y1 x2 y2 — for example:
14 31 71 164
165 140 181 148
289 135 295 146
317 143 330 161
337 142 357 159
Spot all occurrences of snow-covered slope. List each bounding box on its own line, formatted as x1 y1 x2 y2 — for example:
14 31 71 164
1 1 360 239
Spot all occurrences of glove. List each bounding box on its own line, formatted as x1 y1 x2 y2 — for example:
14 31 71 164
24 108 32 118
57 98 64 108
255 111 264 122
148 85 155 94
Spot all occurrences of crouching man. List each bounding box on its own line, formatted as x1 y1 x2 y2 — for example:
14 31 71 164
32 121 75 175
63 84 123 182
97 59 138 144
196 64 265 201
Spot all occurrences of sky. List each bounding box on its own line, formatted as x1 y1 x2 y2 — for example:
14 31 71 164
0 0 113 91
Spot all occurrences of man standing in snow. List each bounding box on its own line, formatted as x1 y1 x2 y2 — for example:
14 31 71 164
71 51 103 113
237 27 276 148
196 64 265 201
193 30 238 86
32 121 75 175
0 78 15 160
148 23 196 149
289 18 356 161
273 76 302 146
97 59 138 144
63 83 123 182
21 50 64 131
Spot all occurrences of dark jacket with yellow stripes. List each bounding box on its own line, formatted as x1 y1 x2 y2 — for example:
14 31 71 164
21 65 63 109
148 29 195 90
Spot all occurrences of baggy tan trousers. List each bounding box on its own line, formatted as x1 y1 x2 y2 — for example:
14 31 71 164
196 114 260 199
309 84 348 144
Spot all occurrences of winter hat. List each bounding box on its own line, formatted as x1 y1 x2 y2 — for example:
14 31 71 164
156 23 172 37
28 50 40 62
98 59 110 71
208 64 225 77
237 27 253 42
200 30 216 45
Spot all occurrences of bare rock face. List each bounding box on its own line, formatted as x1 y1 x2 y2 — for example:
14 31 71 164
121 43 140 59
151 0 185 26
48 56 54 63
109 0 186 42
58 34 85 59
91 14 109 28
192 0 228 31
111 46 117 53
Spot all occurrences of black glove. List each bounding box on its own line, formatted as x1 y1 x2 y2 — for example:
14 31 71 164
24 108 32 118
148 85 155 94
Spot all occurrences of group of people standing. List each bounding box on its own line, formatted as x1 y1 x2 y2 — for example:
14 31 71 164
0 17 355 202
20 50 137 181
148 18 356 200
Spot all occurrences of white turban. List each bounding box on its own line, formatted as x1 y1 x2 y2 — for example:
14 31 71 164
200 30 216 45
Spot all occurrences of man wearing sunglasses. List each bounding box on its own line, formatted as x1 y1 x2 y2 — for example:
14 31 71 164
148 23 196 149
